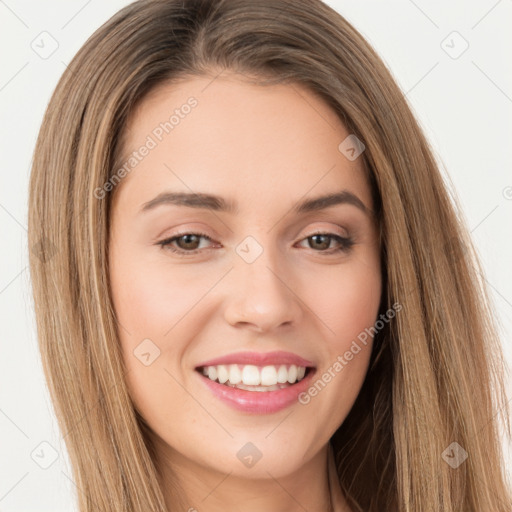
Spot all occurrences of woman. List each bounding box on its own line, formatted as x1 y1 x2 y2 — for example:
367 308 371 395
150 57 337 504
27 0 511 510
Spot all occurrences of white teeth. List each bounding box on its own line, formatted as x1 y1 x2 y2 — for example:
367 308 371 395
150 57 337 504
287 365 298 384
277 365 288 383
217 364 229 384
228 382 286 392
200 363 309 388
228 364 242 384
260 366 278 386
207 366 217 382
242 365 261 385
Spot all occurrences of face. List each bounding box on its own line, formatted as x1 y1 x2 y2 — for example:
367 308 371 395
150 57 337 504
108 73 382 491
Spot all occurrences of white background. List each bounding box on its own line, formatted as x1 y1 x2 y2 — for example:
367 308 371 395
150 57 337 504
0 0 511 509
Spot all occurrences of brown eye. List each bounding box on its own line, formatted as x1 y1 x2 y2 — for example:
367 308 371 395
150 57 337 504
175 234 201 250
308 234 331 250
158 232 215 255
298 232 355 254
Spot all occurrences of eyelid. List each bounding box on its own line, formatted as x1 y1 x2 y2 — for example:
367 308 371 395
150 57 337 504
298 224 348 238
156 224 348 245
156 227 355 257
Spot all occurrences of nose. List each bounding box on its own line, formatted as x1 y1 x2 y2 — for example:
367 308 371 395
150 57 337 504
223 247 304 333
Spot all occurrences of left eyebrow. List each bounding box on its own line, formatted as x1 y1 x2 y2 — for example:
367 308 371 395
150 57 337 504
139 189 373 217
293 190 372 217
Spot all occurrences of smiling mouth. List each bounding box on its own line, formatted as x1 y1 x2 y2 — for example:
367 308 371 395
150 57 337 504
196 363 314 392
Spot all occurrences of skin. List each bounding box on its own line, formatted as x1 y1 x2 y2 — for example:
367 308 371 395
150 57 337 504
109 72 382 512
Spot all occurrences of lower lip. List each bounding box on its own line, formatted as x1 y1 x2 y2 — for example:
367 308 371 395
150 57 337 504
196 369 316 414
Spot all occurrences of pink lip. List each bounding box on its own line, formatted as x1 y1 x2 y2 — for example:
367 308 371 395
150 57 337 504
195 350 315 369
196 367 316 414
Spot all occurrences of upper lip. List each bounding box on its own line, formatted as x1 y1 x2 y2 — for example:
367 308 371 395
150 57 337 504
195 351 315 369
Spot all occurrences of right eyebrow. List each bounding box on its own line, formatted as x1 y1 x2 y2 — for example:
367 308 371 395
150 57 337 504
140 191 239 215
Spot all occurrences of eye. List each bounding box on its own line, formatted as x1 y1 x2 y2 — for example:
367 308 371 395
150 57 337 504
156 230 354 257
157 231 216 256
296 232 354 254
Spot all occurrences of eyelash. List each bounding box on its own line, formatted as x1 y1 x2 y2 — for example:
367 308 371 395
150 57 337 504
156 230 355 257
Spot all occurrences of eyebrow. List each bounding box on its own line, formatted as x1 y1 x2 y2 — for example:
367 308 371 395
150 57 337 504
140 189 372 217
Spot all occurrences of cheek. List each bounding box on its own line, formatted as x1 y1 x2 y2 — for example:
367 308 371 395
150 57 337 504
110 248 215 342
298 254 381 411
109 249 223 414
109 255 203 425
310 262 380 422
305 256 382 347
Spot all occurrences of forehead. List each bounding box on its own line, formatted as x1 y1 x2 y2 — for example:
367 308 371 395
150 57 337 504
113 74 372 214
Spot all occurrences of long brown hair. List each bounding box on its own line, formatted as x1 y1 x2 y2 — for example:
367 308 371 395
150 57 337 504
27 0 511 510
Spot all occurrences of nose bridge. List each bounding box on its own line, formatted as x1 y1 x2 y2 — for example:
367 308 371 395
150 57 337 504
223 234 302 331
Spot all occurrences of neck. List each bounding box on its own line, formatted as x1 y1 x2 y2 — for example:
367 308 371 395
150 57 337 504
152 439 351 512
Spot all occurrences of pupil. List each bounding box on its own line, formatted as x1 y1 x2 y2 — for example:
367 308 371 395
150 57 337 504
175 234 332 251
180 234 199 249
311 234 329 250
